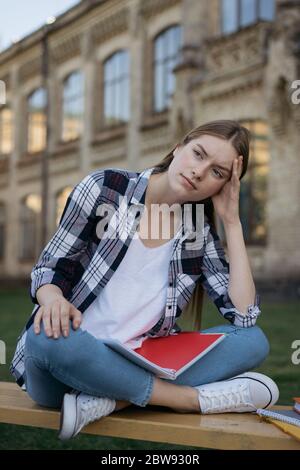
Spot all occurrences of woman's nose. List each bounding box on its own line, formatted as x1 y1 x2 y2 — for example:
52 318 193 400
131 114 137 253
192 163 209 180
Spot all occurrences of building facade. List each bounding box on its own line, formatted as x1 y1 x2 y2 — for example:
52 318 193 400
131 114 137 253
0 0 299 294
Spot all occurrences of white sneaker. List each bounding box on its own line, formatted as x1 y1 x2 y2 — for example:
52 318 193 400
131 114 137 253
195 372 279 414
58 391 116 440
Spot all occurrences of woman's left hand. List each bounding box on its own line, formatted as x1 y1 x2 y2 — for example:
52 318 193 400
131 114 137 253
211 155 243 225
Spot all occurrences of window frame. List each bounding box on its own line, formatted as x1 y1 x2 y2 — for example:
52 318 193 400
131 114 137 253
26 87 47 154
102 49 130 127
61 70 84 143
18 194 41 261
152 24 183 113
220 0 275 36
0 105 13 155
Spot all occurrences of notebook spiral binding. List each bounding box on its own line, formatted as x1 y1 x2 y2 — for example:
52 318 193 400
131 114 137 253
257 408 300 427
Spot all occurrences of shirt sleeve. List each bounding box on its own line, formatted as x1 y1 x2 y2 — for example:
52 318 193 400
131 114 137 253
198 218 261 328
30 171 105 305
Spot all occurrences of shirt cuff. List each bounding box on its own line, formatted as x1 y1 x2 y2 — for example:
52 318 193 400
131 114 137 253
30 269 71 305
220 291 261 328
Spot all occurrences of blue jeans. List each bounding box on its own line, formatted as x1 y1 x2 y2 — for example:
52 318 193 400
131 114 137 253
24 322 270 409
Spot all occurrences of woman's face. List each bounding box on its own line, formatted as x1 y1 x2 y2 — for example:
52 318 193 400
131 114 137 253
168 134 240 202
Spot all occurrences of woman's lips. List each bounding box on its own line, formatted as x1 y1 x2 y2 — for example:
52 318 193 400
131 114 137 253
181 174 196 190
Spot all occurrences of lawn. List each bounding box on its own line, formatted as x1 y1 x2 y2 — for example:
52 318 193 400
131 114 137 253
0 287 299 449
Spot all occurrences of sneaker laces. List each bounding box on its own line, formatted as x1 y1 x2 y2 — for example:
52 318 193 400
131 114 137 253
78 395 116 428
199 382 252 413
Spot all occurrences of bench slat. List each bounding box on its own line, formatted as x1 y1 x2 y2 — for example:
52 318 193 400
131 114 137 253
0 382 299 450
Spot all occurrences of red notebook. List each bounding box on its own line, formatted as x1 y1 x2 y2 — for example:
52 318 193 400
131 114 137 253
102 331 226 379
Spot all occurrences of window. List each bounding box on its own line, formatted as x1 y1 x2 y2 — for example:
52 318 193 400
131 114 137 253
103 50 130 125
259 0 275 21
241 0 257 27
154 25 182 112
0 107 13 154
221 0 275 35
222 0 239 34
62 71 84 142
240 121 270 245
27 88 47 153
55 186 73 227
0 203 5 260
19 194 41 259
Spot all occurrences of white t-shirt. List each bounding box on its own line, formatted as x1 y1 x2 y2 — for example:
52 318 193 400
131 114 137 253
80 234 175 349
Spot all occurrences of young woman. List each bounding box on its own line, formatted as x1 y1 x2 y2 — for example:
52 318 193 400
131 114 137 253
10 120 279 441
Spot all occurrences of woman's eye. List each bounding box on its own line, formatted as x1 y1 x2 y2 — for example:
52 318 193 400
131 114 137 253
213 169 223 179
193 150 203 159
193 150 223 178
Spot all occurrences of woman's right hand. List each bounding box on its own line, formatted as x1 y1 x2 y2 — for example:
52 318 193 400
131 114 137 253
33 296 82 338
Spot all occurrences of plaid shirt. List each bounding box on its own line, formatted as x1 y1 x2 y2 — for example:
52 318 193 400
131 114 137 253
10 166 261 388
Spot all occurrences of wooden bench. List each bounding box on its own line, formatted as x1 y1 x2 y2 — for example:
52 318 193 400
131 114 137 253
0 381 299 450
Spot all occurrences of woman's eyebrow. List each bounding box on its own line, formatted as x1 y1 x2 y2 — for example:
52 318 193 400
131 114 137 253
195 143 232 174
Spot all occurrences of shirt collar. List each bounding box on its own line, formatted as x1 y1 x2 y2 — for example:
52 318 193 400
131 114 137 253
129 166 155 207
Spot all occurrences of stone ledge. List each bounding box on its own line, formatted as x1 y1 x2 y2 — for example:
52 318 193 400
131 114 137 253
51 139 80 158
139 111 169 131
91 124 127 146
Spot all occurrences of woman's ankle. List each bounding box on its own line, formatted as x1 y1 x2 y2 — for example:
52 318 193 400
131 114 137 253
115 400 132 411
169 386 201 413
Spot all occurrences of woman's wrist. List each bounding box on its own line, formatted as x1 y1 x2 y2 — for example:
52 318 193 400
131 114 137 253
222 218 242 231
36 284 64 307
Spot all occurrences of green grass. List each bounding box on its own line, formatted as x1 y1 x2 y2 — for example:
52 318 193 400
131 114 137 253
0 287 299 449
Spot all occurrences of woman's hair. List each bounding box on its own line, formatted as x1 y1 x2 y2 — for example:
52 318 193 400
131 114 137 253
151 119 251 230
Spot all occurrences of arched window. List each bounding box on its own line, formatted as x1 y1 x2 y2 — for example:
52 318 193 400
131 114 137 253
240 121 270 244
0 107 13 154
0 203 5 260
62 71 84 141
221 0 275 35
103 50 130 125
27 88 47 153
55 186 73 227
19 194 41 259
154 25 182 112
